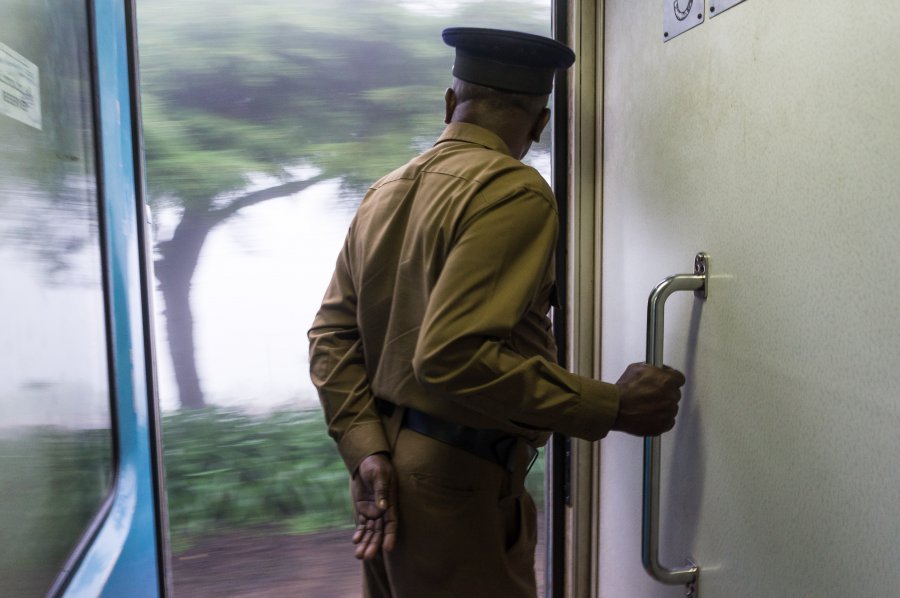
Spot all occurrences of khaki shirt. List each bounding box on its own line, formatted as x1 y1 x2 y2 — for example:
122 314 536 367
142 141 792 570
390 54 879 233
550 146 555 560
309 122 619 473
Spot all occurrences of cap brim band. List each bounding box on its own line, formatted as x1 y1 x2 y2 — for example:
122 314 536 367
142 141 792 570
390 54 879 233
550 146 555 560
453 51 554 95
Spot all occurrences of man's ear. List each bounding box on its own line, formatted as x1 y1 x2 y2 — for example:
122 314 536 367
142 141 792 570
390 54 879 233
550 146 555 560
444 88 457 124
530 108 551 143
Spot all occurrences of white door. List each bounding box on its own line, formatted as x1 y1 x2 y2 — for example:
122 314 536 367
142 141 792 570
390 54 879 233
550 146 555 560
595 1 900 596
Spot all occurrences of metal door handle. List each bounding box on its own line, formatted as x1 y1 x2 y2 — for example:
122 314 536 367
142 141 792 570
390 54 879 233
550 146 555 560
641 252 708 590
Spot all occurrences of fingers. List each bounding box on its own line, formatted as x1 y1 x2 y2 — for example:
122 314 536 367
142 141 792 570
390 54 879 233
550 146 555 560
358 452 393 512
352 521 365 545
354 515 378 560
661 365 686 387
381 500 398 554
613 362 688 437
349 453 399 560
373 472 389 512
653 379 681 435
353 512 390 560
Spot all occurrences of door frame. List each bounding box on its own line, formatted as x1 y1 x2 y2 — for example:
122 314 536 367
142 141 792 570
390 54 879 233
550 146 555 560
560 0 605 597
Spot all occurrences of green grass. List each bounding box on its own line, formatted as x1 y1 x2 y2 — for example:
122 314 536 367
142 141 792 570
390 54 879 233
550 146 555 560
0 427 112 595
162 407 546 552
162 408 352 551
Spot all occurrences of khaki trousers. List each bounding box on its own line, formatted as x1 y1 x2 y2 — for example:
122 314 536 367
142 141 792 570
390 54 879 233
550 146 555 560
362 426 538 598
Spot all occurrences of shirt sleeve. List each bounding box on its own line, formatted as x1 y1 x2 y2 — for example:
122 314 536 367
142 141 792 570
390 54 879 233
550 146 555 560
308 235 390 473
412 187 620 441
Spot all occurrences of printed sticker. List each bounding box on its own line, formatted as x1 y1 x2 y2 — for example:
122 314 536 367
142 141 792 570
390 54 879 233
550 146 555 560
0 42 42 130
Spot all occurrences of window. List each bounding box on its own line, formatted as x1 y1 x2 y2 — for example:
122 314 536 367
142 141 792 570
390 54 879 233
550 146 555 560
138 1 553 594
0 1 115 595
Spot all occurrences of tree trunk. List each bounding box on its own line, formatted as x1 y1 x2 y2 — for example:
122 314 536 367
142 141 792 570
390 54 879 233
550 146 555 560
154 175 329 409
155 207 214 409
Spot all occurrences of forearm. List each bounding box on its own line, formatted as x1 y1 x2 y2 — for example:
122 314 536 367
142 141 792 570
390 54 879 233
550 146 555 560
413 335 620 440
308 238 390 472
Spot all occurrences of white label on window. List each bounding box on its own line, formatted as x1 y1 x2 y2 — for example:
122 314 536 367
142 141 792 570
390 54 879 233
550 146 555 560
0 42 42 130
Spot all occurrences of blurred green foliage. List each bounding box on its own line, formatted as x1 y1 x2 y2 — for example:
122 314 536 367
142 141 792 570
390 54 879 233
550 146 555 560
162 408 544 552
137 0 551 207
0 427 112 596
162 408 352 551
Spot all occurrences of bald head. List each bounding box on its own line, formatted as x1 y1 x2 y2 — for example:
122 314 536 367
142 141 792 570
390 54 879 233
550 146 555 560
445 78 551 160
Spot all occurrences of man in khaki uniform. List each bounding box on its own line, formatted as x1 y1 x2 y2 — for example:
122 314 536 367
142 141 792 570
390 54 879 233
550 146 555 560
308 27 685 597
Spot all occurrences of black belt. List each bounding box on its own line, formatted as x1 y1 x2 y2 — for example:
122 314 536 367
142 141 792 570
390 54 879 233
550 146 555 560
375 398 536 472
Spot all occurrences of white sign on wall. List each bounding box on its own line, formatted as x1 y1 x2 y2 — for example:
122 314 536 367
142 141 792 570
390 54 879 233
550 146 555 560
0 42 42 130
664 0 706 42
710 0 749 18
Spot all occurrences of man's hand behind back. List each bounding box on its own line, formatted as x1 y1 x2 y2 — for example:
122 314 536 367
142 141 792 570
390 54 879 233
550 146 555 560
612 363 686 436
351 453 398 560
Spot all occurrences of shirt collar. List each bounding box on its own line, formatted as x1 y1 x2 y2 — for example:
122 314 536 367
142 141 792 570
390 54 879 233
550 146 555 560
434 122 514 158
